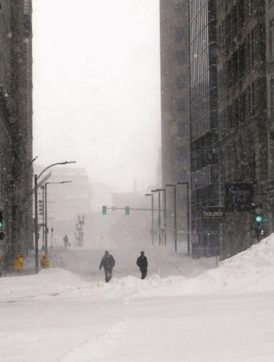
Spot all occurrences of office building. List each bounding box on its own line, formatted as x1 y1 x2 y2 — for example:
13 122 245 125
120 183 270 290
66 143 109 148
189 0 219 256
160 0 191 251
0 0 33 269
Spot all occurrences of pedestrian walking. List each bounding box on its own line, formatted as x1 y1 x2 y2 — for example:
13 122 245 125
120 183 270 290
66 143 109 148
63 235 69 248
99 250 115 282
136 251 148 279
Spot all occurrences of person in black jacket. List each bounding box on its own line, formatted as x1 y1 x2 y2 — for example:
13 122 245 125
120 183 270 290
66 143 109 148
136 251 148 279
99 250 115 282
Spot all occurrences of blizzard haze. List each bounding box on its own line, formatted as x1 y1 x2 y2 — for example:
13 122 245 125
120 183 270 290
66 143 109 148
33 0 161 191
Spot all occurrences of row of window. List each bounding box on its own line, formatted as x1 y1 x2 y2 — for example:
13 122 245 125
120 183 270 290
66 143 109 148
0 10 11 91
189 0 208 25
219 24 264 92
219 79 266 137
217 0 263 19
222 138 255 183
0 118 12 201
191 164 218 190
191 134 217 171
217 0 263 54
219 84 255 136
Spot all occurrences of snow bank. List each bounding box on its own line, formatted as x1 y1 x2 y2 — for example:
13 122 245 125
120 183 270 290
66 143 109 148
0 268 89 302
1 233 274 303
133 233 274 299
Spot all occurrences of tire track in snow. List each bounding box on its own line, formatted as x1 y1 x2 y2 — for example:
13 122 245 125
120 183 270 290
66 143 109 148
57 320 129 362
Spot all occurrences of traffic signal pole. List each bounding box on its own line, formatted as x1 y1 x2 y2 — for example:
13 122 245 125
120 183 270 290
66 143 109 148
34 174 39 273
44 183 48 254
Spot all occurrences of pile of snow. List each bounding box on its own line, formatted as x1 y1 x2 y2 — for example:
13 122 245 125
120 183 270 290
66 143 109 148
2 233 274 303
134 233 274 299
0 268 89 302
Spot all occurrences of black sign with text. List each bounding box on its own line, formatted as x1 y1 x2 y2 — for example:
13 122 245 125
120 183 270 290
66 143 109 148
203 207 225 219
225 183 254 212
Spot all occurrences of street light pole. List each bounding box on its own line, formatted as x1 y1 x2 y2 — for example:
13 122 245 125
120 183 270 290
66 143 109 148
177 182 190 256
34 174 39 273
44 181 72 254
34 161 76 273
151 190 161 245
152 189 165 245
166 184 177 252
41 186 45 250
145 193 155 245
163 189 167 246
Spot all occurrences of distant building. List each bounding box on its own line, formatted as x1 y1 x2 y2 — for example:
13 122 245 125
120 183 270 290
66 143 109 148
109 192 151 245
0 0 33 269
160 0 190 185
35 167 91 244
160 0 191 252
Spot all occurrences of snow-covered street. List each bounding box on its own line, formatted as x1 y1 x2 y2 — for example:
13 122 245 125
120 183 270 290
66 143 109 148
1 236 274 361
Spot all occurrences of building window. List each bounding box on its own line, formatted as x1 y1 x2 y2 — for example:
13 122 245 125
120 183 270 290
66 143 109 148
175 75 184 89
270 20 274 62
271 79 274 116
175 27 184 42
175 50 185 65
176 99 185 113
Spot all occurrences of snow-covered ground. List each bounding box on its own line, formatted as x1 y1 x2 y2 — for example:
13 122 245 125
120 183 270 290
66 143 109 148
1 235 274 361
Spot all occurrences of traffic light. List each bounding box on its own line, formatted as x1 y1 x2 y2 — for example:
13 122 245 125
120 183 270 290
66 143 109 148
39 199 44 216
125 206 130 216
0 210 3 230
102 205 107 215
254 204 263 225
0 210 4 240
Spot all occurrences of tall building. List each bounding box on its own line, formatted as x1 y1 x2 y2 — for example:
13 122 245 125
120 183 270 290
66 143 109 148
266 0 274 231
160 0 191 251
0 0 33 269
161 0 274 259
189 0 219 256
216 0 268 258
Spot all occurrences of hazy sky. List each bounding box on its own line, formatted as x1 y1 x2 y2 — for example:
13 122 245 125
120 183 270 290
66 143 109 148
33 0 161 192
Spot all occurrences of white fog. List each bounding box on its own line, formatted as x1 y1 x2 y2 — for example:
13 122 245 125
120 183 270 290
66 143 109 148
1 0 274 361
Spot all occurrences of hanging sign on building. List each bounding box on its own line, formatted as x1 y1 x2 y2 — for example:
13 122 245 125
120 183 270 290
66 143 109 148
225 183 254 212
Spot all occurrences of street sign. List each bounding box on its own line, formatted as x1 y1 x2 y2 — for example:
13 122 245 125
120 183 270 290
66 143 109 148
203 207 225 219
225 183 254 212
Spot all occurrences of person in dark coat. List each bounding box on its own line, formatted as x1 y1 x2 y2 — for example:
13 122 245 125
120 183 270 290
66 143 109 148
63 235 69 248
136 251 148 279
99 250 115 282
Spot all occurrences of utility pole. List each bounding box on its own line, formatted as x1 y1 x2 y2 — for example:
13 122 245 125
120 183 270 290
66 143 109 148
44 181 71 253
166 184 177 252
177 182 190 256
145 193 155 244
34 174 39 273
152 189 162 245
34 161 76 273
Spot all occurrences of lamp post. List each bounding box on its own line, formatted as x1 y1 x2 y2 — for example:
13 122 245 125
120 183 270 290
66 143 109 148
44 181 72 254
162 188 167 246
177 182 190 256
166 184 177 252
145 193 155 245
34 161 76 273
157 188 166 245
151 189 165 245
